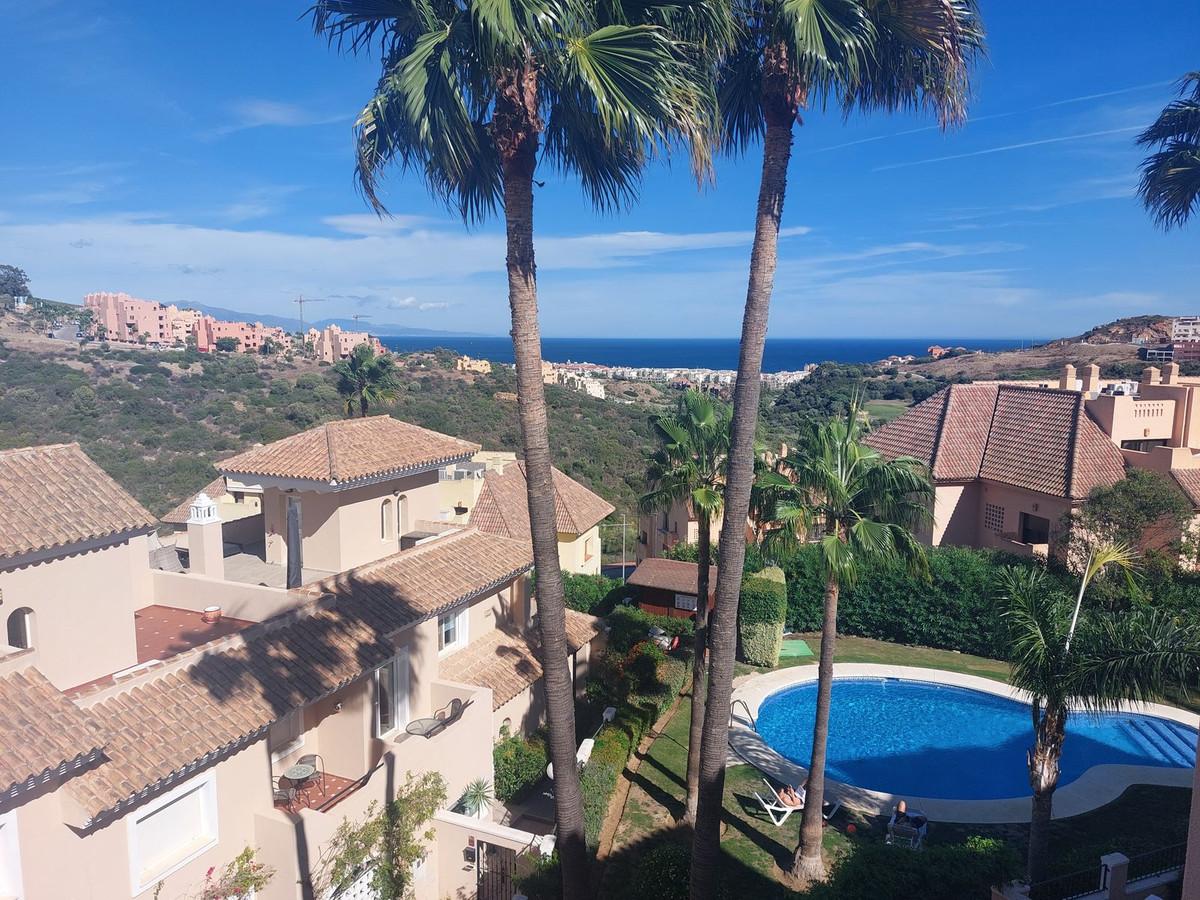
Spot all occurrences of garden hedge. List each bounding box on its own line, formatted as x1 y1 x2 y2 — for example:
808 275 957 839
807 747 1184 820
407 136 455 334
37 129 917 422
738 566 787 667
493 729 548 803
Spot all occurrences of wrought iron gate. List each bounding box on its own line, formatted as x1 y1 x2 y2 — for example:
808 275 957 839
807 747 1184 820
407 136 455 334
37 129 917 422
476 841 517 900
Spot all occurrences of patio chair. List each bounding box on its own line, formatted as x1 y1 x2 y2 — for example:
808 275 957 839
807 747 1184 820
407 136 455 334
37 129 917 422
886 810 928 849
272 777 298 811
297 753 326 796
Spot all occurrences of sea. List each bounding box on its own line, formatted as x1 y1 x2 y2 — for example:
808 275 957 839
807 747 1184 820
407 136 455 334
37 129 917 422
379 336 1033 373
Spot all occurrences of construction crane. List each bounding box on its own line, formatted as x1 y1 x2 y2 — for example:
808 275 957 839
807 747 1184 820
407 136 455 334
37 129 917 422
293 294 331 333
351 314 371 324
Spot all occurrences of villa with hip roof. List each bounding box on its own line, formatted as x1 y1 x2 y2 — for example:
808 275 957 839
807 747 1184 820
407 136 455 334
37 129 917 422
864 362 1200 559
0 417 606 900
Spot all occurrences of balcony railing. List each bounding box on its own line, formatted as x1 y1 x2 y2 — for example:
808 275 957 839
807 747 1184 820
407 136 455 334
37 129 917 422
1027 865 1106 900
1126 841 1186 882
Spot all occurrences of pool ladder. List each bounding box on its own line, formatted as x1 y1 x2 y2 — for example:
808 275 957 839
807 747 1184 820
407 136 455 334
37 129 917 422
730 699 757 731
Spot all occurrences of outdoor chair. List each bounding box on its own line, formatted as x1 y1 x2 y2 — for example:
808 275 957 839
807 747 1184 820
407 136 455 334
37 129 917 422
405 697 467 738
272 777 298 811
886 811 928 849
297 753 326 796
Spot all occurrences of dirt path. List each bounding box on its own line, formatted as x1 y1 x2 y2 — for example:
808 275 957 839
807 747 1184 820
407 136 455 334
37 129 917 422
594 679 690 867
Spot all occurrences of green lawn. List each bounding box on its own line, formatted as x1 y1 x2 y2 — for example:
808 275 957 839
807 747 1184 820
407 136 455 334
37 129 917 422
735 633 1012 683
865 399 910 423
604 639 1192 899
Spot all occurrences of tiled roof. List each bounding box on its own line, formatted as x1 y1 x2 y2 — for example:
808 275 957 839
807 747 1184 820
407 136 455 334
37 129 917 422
0 443 155 562
67 529 532 822
627 557 718 596
217 416 478 484
161 476 226 525
306 529 534 628
1171 469 1200 507
439 610 604 709
0 667 107 796
864 385 1126 500
470 462 615 538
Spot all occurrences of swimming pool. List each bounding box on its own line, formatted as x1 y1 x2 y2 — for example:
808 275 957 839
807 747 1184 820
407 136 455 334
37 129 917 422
755 678 1198 801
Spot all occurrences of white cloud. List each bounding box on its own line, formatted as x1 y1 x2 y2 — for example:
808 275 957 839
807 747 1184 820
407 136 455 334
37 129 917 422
206 100 349 138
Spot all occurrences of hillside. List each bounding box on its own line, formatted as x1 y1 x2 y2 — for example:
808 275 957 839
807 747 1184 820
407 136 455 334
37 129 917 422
1058 315 1171 347
0 322 663 529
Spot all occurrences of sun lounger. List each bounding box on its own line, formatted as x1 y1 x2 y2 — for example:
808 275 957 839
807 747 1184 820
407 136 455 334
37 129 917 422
886 812 928 849
753 778 842 826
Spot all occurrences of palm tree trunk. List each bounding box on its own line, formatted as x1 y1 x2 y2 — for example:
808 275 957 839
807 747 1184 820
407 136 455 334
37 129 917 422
360 395 368 417
683 511 713 824
1026 703 1066 885
497 66 588 900
689 58 797 900
792 573 839 882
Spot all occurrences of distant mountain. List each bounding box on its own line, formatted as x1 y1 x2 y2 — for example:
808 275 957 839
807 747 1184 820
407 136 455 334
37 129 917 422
185 303 486 337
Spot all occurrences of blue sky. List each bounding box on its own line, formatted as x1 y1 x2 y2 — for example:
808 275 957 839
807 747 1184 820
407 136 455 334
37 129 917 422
1 2 1196 338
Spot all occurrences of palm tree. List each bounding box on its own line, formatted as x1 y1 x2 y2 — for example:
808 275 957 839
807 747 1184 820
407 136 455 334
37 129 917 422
1136 72 1200 230
333 344 401 417
689 6 982 894
997 549 1200 884
640 389 730 824
759 400 933 882
311 4 720 893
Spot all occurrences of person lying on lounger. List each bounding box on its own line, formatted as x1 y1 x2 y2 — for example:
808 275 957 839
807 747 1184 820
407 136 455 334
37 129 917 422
778 784 806 808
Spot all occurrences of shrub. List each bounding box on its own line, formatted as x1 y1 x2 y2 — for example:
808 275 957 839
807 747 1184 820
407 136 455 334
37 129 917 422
493 730 548 802
804 835 1021 900
630 843 690 900
738 566 787 666
607 605 693 654
562 572 620 614
782 544 1027 658
626 641 667 693
581 654 688 849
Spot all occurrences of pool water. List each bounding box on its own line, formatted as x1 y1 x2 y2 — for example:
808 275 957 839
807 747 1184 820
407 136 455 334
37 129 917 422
755 678 1198 801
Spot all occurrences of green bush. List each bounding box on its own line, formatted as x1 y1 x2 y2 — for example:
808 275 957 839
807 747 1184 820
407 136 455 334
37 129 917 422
783 545 1030 658
607 605 693 654
562 572 620 614
804 835 1021 900
738 566 787 667
582 654 687 849
493 730 548 802
630 843 690 900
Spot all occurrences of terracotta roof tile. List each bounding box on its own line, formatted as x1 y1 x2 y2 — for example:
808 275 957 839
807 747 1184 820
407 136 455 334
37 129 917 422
627 557 717 596
439 610 604 709
1171 469 1200 507
161 476 226 525
218 416 479 483
469 463 615 538
866 385 1126 501
67 529 532 821
0 667 107 795
0 444 155 561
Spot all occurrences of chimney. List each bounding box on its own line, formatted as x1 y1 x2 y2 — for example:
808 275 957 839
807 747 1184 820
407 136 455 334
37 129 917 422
186 492 224 580
1059 364 1077 391
1164 361 1180 385
1080 364 1100 395
1142 366 1161 386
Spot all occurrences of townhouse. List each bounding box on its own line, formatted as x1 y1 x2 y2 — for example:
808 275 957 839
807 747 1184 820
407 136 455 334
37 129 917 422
0 417 606 899
468 462 614 576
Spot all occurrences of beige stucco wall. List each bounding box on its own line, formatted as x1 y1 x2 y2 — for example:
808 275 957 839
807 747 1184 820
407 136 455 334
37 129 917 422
637 498 721 563
262 472 442 573
928 480 1072 557
0 534 152 690
1086 393 1176 445
9 740 272 900
557 527 601 575
929 482 981 547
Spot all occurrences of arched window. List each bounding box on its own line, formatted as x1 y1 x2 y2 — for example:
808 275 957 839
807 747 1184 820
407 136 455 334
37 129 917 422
6 608 34 650
381 498 395 540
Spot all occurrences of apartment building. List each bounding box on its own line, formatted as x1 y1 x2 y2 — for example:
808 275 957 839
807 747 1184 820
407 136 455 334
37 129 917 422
307 325 384 364
84 292 201 346
636 497 723 564
0 419 605 899
194 316 293 354
469 462 615 575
